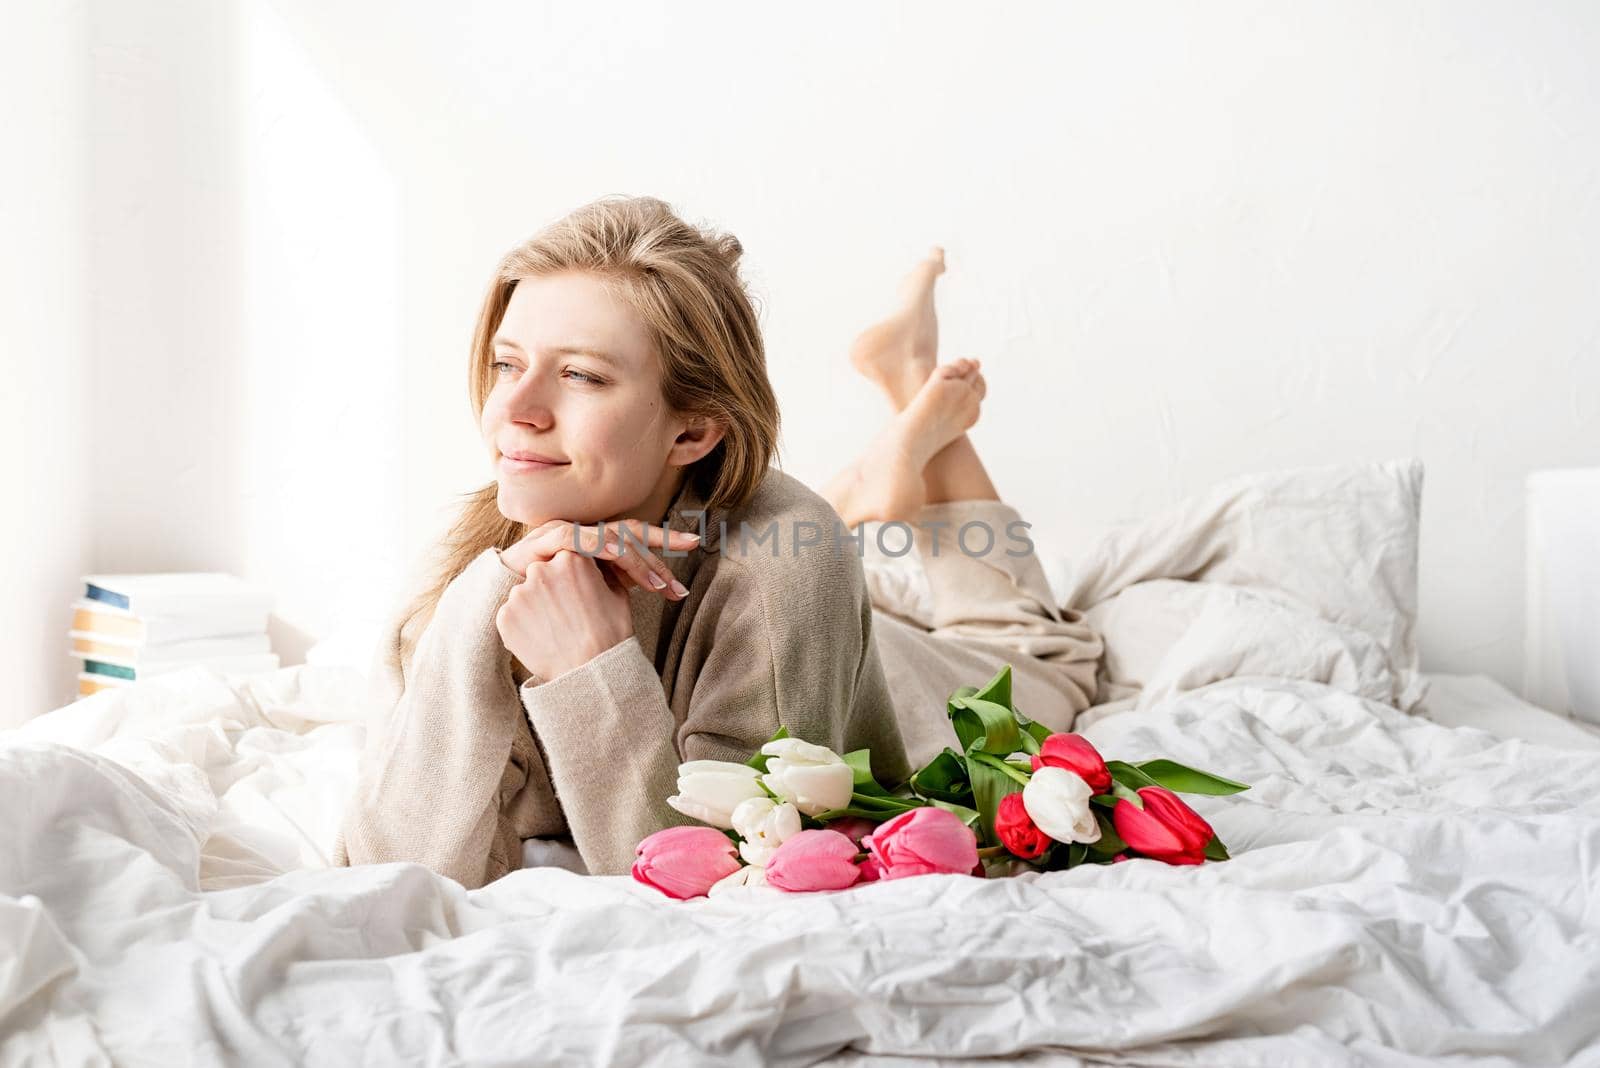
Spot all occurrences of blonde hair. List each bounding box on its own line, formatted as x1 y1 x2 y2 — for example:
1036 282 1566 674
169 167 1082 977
396 195 780 650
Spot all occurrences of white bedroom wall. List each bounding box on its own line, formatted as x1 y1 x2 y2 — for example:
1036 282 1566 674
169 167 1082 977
1 1 91 727
20 0 1600 719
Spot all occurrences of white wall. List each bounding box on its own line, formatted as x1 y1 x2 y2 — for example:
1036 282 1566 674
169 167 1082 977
2 1 90 727
9 1 1599 722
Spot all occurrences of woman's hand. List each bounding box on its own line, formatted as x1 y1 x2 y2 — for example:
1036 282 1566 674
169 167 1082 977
500 519 697 599
497 549 636 683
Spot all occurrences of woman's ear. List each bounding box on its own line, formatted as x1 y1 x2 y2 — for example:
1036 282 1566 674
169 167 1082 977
668 416 726 466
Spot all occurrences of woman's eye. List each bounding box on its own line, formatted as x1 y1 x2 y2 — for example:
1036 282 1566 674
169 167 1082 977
490 360 602 385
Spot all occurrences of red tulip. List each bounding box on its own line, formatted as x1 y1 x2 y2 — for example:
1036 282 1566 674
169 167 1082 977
994 792 1052 859
862 806 979 881
632 826 742 899
765 829 864 892
1112 786 1214 866
1029 733 1112 794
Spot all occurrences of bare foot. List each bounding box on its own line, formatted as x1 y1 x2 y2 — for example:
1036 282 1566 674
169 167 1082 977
848 246 946 410
824 359 985 524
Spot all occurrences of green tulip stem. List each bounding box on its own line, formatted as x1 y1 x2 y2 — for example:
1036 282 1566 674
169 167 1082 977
970 751 1032 786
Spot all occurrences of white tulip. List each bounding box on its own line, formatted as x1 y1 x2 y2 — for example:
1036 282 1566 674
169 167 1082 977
707 864 770 896
759 738 855 816
1021 766 1102 845
665 760 767 829
729 796 802 867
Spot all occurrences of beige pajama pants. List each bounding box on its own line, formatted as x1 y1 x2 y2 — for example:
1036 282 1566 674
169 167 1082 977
864 499 1105 769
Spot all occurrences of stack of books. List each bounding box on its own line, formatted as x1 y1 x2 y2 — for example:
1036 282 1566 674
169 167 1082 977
70 571 279 697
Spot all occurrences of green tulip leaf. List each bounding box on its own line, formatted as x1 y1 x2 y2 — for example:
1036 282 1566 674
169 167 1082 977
911 748 973 804
812 798 919 821
842 748 893 796
967 756 1023 849
838 791 919 814
1203 835 1231 861
1109 780 1144 808
1136 759 1251 796
1106 760 1160 790
924 798 981 826
968 663 1014 710
1086 808 1126 854
970 751 1033 787
950 696 1021 755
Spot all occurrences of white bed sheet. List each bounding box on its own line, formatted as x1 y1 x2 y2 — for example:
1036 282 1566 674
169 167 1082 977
6 459 1599 1066
4 662 1600 1066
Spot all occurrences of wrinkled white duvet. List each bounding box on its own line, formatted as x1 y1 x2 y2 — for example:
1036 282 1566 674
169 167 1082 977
5 459 1599 1066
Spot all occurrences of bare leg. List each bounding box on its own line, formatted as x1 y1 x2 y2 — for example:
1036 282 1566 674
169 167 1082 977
842 247 999 507
821 361 985 525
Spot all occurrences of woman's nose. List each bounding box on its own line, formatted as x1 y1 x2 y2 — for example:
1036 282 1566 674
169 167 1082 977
506 373 556 426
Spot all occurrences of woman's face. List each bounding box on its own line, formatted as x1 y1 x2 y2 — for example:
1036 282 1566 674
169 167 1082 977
481 270 709 527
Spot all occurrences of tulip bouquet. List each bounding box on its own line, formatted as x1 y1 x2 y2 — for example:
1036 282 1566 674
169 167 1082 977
632 664 1249 899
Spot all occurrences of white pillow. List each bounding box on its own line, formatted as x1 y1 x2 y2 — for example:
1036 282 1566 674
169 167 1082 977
861 458 1428 713
1092 579 1401 711
1063 458 1428 712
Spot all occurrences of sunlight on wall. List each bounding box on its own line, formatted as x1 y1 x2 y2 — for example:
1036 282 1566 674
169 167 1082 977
236 0 403 663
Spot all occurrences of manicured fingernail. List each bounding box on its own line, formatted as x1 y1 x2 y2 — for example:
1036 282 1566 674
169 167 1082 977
670 579 689 597
648 572 667 590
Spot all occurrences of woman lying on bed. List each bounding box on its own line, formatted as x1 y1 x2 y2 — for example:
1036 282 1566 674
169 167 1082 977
332 196 1105 888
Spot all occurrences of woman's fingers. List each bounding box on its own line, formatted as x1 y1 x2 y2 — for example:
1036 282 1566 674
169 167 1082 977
528 520 694 599
605 521 697 594
606 535 684 597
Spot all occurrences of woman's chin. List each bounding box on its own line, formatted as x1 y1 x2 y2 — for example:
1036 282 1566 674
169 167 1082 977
496 487 558 527
497 483 634 528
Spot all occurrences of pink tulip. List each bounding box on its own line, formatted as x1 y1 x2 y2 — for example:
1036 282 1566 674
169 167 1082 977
632 826 742 899
824 816 880 846
862 806 979 881
765 829 864 892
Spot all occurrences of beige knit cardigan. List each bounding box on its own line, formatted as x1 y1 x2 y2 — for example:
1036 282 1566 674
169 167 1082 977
332 468 914 887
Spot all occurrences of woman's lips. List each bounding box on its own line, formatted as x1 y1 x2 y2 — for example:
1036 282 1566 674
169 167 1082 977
499 454 569 475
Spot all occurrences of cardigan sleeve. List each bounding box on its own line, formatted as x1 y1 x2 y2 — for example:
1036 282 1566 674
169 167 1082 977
331 546 531 889
520 548 911 878
517 636 695 878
